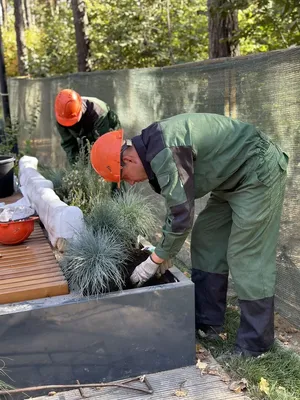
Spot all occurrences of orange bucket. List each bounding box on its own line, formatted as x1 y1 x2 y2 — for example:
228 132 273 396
0 216 39 245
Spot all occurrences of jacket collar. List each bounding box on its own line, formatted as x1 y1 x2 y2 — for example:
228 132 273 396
132 135 154 180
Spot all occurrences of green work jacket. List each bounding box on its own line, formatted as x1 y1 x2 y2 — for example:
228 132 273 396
132 113 286 259
56 96 121 164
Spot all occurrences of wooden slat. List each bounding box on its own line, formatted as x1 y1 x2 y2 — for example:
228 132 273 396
0 271 64 285
0 282 69 304
0 255 58 267
0 264 62 278
0 193 69 304
0 274 65 289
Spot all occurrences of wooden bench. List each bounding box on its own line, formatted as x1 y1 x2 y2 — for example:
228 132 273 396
0 194 69 304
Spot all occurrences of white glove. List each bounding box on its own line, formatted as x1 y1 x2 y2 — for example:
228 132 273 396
157 258 173 275
130 256 160 286
142 246 172 276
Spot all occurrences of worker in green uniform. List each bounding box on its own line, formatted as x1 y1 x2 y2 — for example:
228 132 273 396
90 113 288 357
54 88 122 193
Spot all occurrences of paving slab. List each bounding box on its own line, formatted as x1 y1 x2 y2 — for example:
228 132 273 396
28 365 248 400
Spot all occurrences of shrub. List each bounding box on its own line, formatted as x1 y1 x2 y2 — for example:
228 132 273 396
39 146 110 214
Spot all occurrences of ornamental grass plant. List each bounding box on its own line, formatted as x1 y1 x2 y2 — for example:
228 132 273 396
0 359 14 392
61 227 129 296
39 146 111 214
41 146 158 295
85 188 158 247
62 188 158 295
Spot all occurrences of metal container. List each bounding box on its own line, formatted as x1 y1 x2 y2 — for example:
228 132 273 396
0 267 195 394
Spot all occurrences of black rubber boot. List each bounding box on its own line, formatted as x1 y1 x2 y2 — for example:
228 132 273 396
235 296 275 356
192 269 228 328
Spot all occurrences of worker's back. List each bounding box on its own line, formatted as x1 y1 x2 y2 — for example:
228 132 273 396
158 113 271 197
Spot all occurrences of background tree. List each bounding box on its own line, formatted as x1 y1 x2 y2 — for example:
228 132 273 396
0 0 8 26
13 0 28 75
207 0 240 58
23 0 32 28
0 25 11 129
0 0 299 78
71 0 91 72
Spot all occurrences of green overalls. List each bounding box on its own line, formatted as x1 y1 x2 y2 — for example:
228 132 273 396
132 113 288 356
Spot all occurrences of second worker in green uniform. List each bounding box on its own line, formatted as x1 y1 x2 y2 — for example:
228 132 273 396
54 88 122 193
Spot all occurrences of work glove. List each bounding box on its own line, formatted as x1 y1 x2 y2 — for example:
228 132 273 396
142 245 173 276
157 258 173 275
130 256 161 287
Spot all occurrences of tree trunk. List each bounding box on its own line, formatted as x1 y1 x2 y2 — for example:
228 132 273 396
166 0 174 64
47 0 57 16
71 0 91 72
0 26 11 130
207 0 240 59
23 0 32 28
0 0 7 26
14 0 28 75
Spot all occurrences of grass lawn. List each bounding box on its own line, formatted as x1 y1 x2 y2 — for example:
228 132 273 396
198 300 300 400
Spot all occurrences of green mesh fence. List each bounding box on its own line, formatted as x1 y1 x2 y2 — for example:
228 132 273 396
8 47 300 327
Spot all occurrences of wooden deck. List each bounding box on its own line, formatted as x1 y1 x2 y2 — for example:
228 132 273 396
0 193 69 304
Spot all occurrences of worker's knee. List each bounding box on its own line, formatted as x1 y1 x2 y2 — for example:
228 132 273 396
227 254 277 300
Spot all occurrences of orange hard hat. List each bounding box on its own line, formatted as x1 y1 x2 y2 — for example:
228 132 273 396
0 217 39 245
90 129 124 185
55 89 82 127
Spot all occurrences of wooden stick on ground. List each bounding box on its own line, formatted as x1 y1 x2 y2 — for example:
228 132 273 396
0 376 154 396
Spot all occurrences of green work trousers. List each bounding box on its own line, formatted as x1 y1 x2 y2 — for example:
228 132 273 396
191 141 288 355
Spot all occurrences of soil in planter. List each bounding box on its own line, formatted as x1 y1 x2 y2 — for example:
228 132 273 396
123 249 177 290
83 249 177 296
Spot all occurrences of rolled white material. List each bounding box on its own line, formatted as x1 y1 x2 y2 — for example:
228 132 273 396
18 156 85 247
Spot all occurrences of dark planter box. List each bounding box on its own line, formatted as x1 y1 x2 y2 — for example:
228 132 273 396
0 267 195 392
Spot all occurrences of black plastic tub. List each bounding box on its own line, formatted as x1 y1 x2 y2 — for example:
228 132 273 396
0 155 15 198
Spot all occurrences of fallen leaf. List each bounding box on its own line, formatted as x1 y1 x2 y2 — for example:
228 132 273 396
48 391 57 396
259 377 270 395
229 378 248 393
196 359 207 370
174 389 188 397
228 305 239 311
219 332 227 341
221 375 231 384
286 327 299 334
208 369 220 376
278 334 286 342
196 343 205 353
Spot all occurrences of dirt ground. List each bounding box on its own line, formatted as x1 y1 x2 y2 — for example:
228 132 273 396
274 313 300 354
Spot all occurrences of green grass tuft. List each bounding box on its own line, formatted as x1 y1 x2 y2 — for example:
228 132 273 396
199 302 300 400
60 227 129 295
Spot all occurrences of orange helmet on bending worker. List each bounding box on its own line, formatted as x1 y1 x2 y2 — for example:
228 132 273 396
90 129 124 186
55 89 83 127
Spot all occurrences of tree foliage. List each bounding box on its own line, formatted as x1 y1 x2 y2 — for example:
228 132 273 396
0 0 299 77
